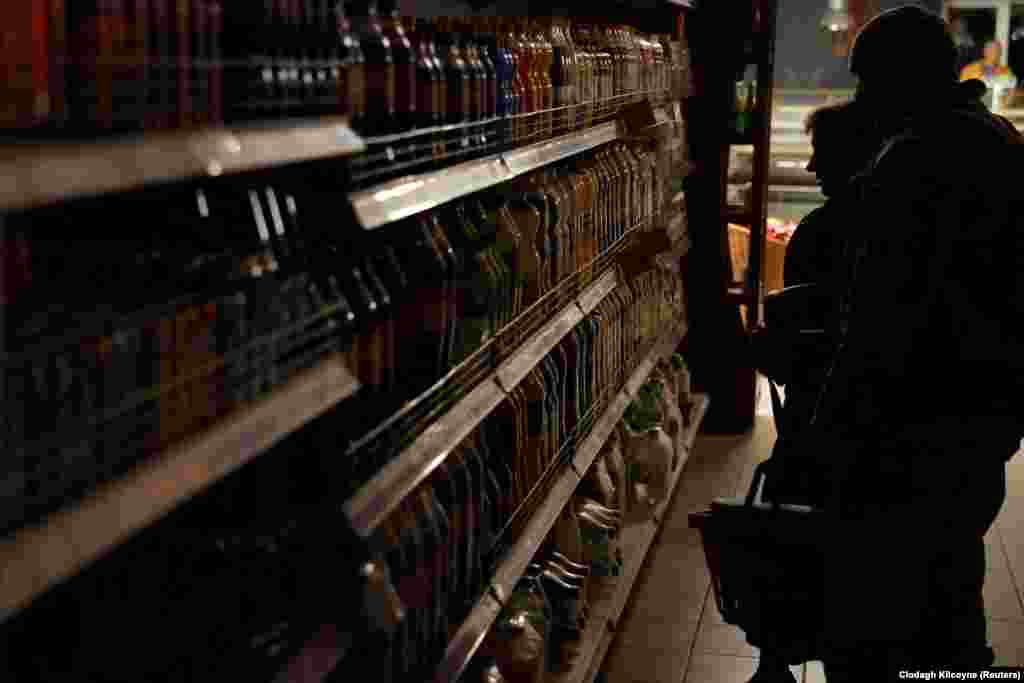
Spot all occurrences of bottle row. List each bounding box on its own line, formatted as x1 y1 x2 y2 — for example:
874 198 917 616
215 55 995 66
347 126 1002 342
466 356 695 683
2 3 686 141
0 265 687 683
0 137 669 538
359 269 685 683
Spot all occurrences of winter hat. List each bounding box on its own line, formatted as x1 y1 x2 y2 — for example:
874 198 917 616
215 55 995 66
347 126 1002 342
849 5 958 89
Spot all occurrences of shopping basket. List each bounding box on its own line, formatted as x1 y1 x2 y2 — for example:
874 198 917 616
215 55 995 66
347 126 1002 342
688 459 827 664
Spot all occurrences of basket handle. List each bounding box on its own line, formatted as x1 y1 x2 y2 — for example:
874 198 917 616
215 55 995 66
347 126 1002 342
744 461 779 509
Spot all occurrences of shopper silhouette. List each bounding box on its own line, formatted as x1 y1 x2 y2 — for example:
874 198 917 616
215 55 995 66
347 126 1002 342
809 5 1024 680
745 101 880 683
752 100 878 500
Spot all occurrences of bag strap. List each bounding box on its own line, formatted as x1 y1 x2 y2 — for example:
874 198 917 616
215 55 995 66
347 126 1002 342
768 379 786 439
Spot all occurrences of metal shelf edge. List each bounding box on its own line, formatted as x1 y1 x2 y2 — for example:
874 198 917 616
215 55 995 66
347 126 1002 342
0 354 361 622
0 118 364 213
488 467 581 605
502 122 619 177
583 631 616 683
347 273 621 538
344 378 506 538
573 392 632 475
350 119 629 231
495 303 585 392
349 153 510 230
433 593 504 683
578 270 619 315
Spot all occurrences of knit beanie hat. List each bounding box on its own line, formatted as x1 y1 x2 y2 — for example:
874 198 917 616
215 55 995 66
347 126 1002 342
849 5 958 89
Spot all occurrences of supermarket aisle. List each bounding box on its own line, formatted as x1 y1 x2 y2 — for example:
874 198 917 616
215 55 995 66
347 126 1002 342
600 416 1024 682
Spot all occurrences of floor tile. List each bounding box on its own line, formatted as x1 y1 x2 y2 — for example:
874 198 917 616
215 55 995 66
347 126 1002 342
986 529 1008 572
989 618 1024 667
682 656 802 683
702 589 728 625
804 661 826 683
614 615 700 654
984 563 1024 620
602 641 692 683
683 655 758 683
693 622 760 658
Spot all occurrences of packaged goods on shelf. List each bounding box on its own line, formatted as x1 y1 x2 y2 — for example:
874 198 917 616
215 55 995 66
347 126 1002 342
0 5 678 144
0 3 709 682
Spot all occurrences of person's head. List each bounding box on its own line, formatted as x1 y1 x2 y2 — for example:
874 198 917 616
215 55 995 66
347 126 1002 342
804 101 876 197
850 5 958 111
983 39 1003 64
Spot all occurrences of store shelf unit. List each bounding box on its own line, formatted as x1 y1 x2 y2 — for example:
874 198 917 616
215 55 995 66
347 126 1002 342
345 268 617 538
0 355 361 622
433 320 694 683
560 393 710 683
0 118 365 213
348 118 635 231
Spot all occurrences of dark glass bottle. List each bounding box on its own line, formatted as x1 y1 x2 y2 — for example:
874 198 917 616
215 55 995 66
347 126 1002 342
411 18 442 133
332 0 366 127
489 17 513 143
269 0 293 117
347 0 394 137
472 18 498 142
434 17 471 154
455 19 485 150
378 0 416 133
294 0 318 112
310 0 333 113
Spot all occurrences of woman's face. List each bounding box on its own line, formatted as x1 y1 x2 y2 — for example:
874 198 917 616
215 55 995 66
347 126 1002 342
806 130 848 197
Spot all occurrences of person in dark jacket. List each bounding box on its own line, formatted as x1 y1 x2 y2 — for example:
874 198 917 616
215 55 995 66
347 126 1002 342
811 6 1024 680
744 100 879 683
776 101 875 428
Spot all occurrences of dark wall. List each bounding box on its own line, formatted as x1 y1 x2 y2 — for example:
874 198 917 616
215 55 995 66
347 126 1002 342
774 0 943 88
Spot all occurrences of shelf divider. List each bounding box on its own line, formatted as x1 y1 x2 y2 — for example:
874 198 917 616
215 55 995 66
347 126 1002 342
0 354 361 622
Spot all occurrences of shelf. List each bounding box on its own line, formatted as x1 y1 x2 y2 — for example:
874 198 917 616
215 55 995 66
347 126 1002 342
503 123 620 177
495 304 586 392
561 393 710 683
579 270 620 315
488 466 582 608
0 354 361 623
434 594 504 683
345 273 620 539
431 320 691 683
348 120 625 230
345 377 508 538
350 122 618 230
0 118 364 212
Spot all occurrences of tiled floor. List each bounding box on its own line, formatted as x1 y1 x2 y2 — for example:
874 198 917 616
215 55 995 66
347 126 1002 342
600 397 1024 682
